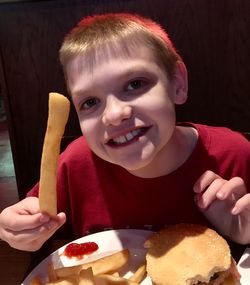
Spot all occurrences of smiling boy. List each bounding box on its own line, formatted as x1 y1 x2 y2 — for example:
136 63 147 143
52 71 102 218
67 45 193 176
0 13 250 251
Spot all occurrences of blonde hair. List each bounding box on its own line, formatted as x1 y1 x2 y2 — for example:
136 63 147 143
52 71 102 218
59 13 182 80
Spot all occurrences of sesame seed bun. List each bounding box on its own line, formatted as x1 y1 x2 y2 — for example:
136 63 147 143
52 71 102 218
144 224 240 285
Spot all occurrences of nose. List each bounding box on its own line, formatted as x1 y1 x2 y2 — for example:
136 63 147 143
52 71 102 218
102 95 132 126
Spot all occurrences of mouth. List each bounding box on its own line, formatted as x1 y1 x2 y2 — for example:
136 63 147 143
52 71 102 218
107 127 150 147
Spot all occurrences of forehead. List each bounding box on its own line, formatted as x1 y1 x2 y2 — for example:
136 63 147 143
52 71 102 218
65 43 165 91
66 38 162 75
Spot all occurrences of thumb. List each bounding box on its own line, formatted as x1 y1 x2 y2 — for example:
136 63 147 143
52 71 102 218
56 212 67 227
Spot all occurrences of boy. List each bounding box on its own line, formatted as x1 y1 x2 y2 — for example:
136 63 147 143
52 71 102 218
0 13 249 251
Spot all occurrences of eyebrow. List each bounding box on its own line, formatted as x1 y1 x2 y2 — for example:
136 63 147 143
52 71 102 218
72 63 155 98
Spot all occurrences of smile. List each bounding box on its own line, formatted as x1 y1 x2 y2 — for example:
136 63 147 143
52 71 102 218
108 127 149 146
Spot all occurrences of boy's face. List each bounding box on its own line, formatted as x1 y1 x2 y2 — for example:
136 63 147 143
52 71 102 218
66 45 187 177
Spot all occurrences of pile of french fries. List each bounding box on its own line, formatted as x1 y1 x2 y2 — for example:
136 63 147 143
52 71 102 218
29 249 147 285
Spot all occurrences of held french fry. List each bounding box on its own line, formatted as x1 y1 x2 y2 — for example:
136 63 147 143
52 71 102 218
39 92 70 217
55 249 130 278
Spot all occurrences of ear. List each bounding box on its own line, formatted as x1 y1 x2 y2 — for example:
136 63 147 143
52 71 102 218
173 61 188 105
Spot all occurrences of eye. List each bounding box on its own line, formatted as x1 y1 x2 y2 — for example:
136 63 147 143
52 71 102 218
81 97 100 110
126 79 147 91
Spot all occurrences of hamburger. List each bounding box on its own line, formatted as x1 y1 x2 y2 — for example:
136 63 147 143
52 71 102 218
144 224 241 285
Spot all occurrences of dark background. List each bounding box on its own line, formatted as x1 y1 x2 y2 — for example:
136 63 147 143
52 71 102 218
0 0 249 199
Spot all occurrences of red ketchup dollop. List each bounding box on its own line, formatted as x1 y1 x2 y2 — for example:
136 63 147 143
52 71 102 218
63 242 99 259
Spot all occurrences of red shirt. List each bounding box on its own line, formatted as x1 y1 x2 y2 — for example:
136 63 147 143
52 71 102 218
27 123 250 238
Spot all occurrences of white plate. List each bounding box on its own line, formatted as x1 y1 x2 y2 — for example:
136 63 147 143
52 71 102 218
21 229 153 285
21 229 250 285
237 247 250 285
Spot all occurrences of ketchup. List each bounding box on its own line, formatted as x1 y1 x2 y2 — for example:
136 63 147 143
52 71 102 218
63 242 99 259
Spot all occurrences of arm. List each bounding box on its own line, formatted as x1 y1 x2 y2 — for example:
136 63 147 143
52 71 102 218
193 170 250 244
0 197 66 251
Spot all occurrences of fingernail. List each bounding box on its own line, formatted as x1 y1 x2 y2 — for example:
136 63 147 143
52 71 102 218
217 192 224 199
39 215 50 223
46 220 58 230
194 193 203 207
231 206 239 215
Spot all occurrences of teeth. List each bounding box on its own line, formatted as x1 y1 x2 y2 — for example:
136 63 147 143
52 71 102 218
114 136 127 144
112 128 142 145
125 132 133 141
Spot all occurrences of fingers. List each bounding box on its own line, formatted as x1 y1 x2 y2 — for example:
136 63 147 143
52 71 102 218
216 177 246 199
1 197 66 232
56 212 67 225
0 196 67 251
193 170 220 193
1 199 50 231
9 211 66 232
232 193 250 215
3 212 66 251
1 211 49 231
194 177 226 209
194 171 247 210
15 196 42 215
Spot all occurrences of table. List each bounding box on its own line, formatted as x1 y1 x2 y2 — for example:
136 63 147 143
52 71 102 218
0 239 67 285
0 239 248 285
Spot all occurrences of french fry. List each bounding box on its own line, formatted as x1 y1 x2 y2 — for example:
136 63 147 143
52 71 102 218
33 248 148 285
39 92 70 217
111 272 120 277
29 276 42 285
94 274 139 285
45 275 77 285
46 269 95 285
55 249 129 278
48 262 58 282
128 263 146 283
79 268 95 285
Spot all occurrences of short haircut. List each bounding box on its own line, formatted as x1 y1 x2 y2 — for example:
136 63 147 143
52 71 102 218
59 13 182 80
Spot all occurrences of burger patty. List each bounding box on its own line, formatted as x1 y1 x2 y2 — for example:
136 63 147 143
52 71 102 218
198 258 240 285
198 269 229 285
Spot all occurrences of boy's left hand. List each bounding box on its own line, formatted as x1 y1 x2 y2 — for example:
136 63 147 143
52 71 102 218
193 170 250 244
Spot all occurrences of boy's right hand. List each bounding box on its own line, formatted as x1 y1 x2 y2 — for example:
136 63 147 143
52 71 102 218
0 197 66 251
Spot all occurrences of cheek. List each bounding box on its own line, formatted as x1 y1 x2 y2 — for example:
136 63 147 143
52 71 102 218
79 117 101 146
80 119 92 132
155 106 176 141
145 89 176 135
141 87 175 120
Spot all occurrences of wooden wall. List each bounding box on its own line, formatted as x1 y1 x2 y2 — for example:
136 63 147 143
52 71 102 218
0 0 249 199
